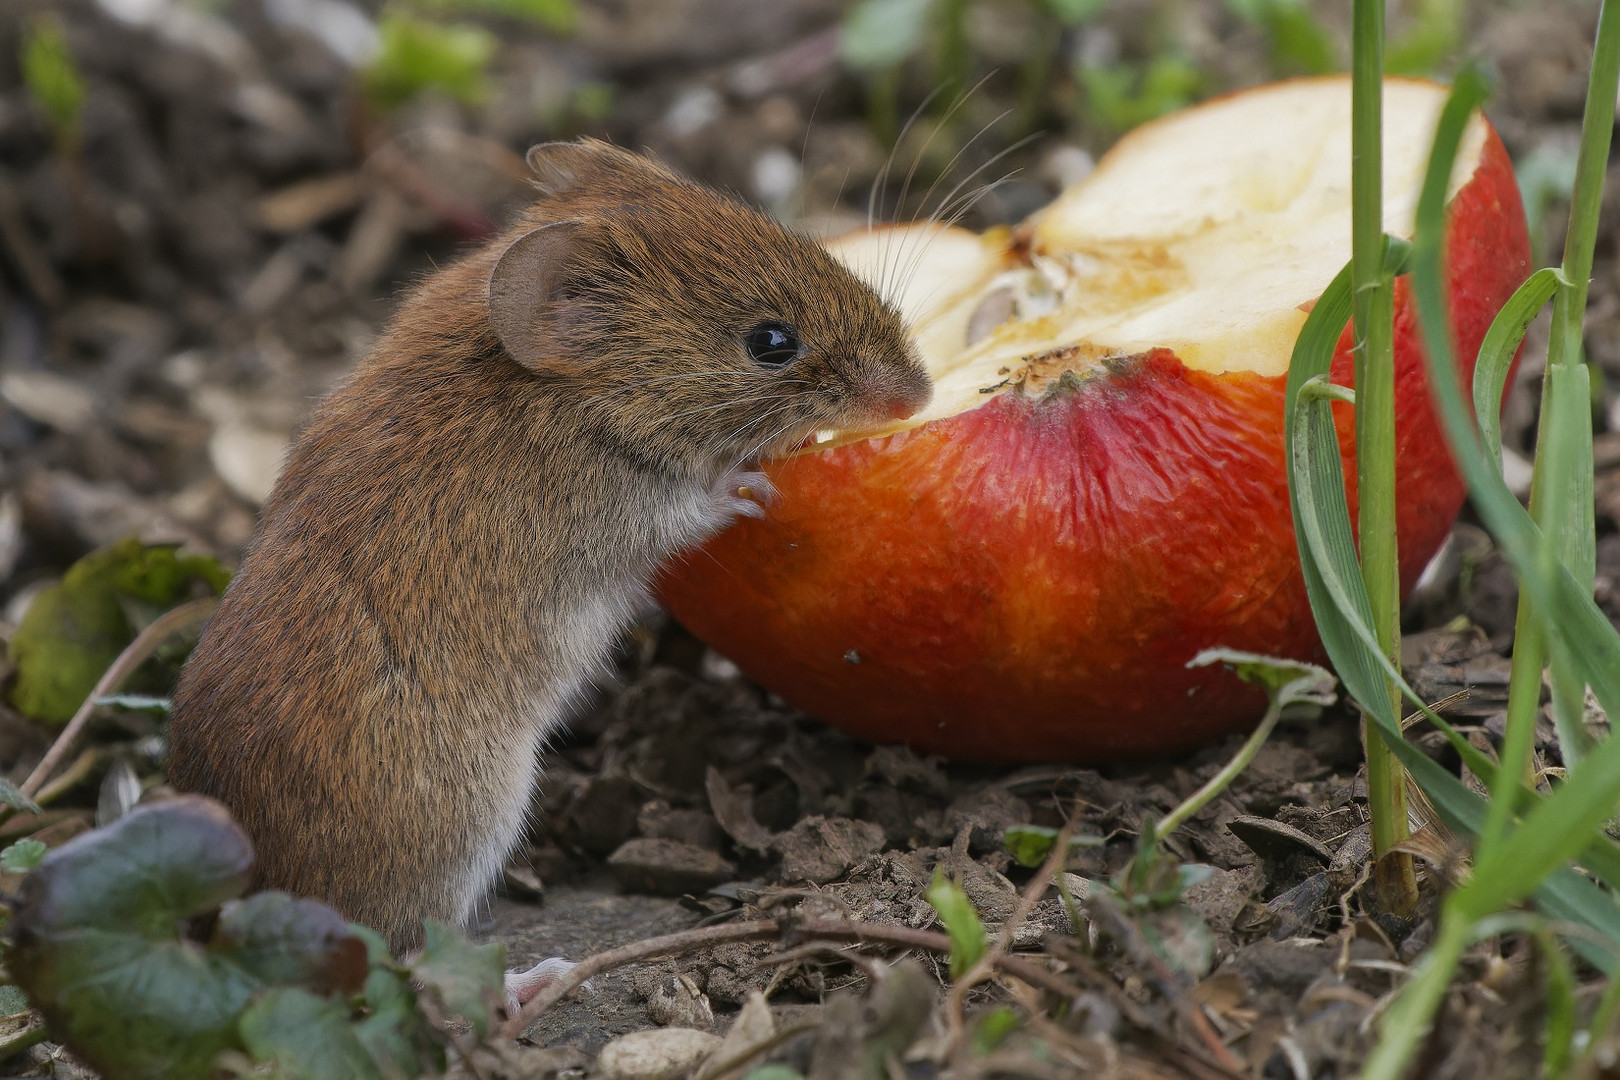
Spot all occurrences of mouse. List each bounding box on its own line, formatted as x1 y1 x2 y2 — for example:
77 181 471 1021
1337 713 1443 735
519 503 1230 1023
165 139 932 996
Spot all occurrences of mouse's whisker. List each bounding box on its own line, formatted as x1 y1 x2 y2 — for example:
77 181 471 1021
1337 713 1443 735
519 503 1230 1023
891 133 1040 313
869 114 1013 310
884 118 1023 306
745 412 809 465
894 74 995 226
600 370 744 393
874 78 993 303
868 84 947 237
927 133 1037 231
913 103 1014 228
658 391 795 425
891 167 1022 315
723 399 803 452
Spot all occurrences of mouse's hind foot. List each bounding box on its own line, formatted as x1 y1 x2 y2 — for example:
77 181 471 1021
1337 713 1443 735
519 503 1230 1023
503 956 579 1016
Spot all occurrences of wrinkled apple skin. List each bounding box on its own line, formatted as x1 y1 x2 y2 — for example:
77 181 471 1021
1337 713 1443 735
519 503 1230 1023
659 129 1530 761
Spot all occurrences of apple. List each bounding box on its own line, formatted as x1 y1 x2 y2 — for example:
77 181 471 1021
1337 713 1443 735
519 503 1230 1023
659 77 1531 761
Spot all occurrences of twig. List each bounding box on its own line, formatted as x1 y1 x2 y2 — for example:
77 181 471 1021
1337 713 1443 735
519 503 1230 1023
943 822 1075 1054
501 917 1082 1038
20 598 217 798
416 988 493 1080
694 1017 822 1080
0 1021 48 1060
0 171 63 307
32 748 100 807
364 140 494 240
1085 897 1244 1075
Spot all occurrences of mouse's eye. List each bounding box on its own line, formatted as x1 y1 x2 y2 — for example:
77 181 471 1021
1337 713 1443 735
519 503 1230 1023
743 321 802 368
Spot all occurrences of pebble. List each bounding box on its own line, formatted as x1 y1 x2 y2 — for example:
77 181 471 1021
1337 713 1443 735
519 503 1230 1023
595 1028 721 1080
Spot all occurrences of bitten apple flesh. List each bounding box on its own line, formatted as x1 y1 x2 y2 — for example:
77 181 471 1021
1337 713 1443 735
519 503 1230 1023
660 77 1531 761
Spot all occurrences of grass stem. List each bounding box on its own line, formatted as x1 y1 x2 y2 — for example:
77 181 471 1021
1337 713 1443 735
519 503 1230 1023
1350 0 1417 915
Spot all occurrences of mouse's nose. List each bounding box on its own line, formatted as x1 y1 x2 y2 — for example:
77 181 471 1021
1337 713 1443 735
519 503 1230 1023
882 369 933 420
880 391 926 420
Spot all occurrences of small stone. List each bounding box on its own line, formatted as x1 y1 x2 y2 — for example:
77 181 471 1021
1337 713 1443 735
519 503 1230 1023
1 371 96 432
209 423 288 506
645 973 714 1029
715 989 774 1057
638 799 725 850
607 837 736 896
773 816 886 884
595 1028 722 1080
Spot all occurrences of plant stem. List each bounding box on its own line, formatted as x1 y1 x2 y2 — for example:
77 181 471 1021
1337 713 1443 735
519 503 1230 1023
1362 897 1471 1080
1350 0 1417 915
20 597 216 798
1484 601 1545 850
1157 684 1290 837
1538 0 1618 764
1475 0 1618 927
1549 0 1620 373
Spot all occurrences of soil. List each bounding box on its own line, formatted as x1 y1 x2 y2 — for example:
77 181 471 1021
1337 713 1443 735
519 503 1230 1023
0 0 1616 1076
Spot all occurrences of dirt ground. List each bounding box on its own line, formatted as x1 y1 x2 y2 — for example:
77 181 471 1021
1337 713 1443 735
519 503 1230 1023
0 0 1616 1076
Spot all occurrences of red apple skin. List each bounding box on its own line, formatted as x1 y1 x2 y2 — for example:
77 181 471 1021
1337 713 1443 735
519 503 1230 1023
659 127 1530 762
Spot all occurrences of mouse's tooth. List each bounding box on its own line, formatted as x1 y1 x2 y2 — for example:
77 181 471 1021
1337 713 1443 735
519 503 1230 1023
814 429 836 444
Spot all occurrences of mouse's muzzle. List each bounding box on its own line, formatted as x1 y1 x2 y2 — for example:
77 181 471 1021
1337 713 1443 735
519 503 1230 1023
864 363 934 424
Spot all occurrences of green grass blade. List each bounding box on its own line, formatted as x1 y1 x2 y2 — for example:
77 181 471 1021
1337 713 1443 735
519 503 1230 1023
1406 65 1620 923
1473 267 1560 468
1283 87 1620 966
1540 359 1598 766
1542 929 1582 1076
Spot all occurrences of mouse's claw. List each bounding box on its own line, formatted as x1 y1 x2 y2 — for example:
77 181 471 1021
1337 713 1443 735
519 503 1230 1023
712 469 778 521
503 956 579 1016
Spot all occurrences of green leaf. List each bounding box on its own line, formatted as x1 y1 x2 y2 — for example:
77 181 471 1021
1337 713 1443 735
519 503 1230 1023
362 14 496 110
840 0 933 71
1003 824 1059 868
1077 56 1204 132
1155 651 1335 838
924 869 988 981
1001 824 1103 869
354 965 442 1078
239 987 385 1080
1187 649 1335 706
0 779 42 816
1473 267 1561 469
19 20 84 142
409 0 576 30
3 796 458 1080
16 925 261 1080
7 797 261 1079
92 694 173 715
1279 79 1620 967
410 921 502 1039
972 1005 1021 1053
0 984 28 1015
213 894 369 995
1 839 47 873
743 1068 807 1080
1038 0 1106 23
7 539 229 724
13 795 253 935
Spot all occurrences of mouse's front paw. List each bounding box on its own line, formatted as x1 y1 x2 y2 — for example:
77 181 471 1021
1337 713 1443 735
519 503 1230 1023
503 956 579 1016
712 469 778 521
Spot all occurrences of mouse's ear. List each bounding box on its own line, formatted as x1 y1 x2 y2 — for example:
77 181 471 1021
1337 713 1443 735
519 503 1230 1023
525 139 664 198
488 220 586 373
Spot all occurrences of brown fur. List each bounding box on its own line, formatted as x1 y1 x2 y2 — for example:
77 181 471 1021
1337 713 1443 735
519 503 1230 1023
167 141 930 949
